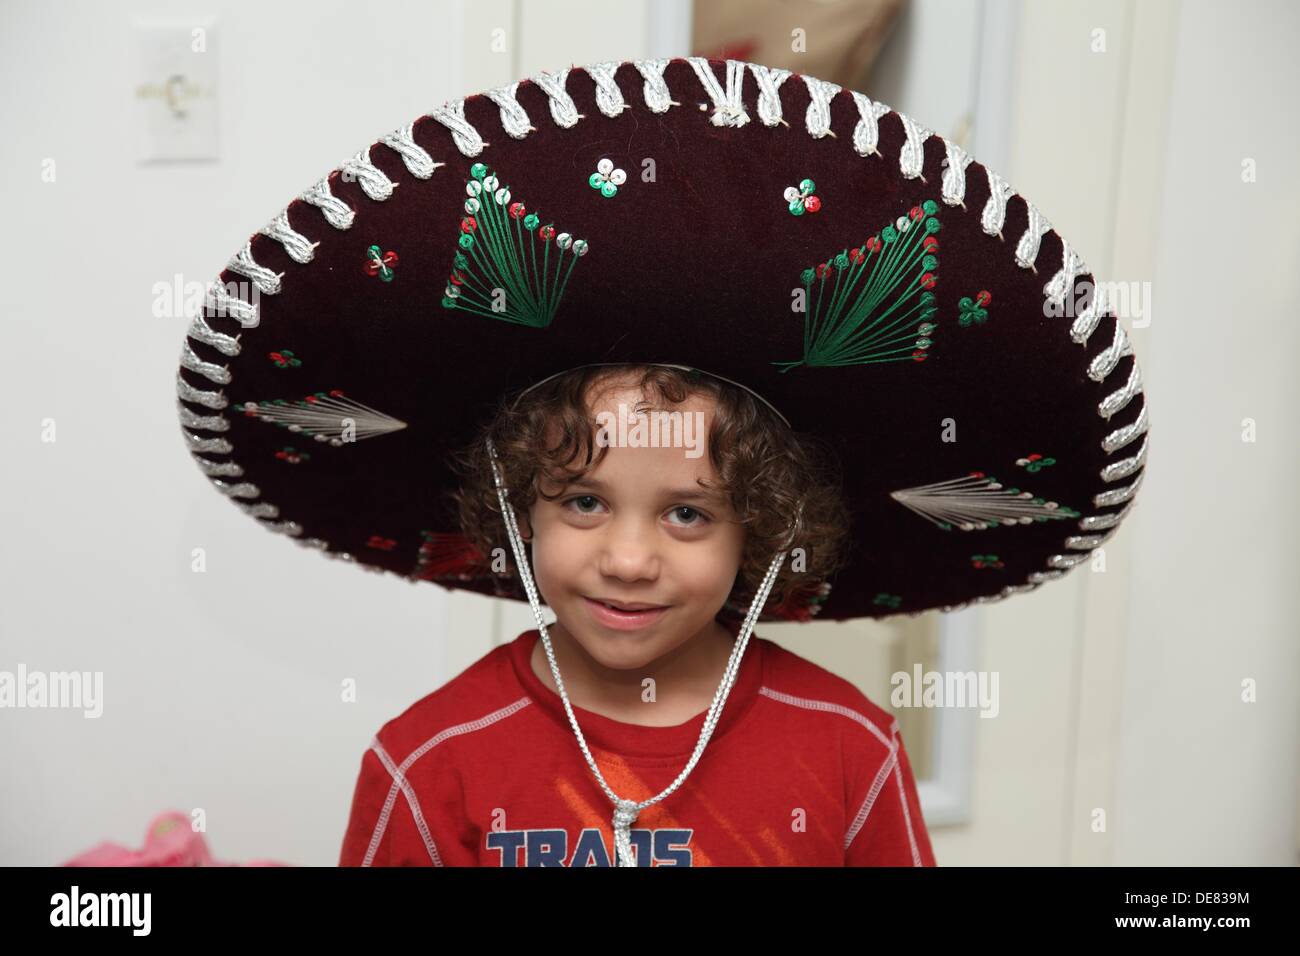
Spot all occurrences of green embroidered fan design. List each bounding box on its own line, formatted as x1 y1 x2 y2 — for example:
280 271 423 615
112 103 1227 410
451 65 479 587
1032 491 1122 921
775 199 941 372
440 163 589 328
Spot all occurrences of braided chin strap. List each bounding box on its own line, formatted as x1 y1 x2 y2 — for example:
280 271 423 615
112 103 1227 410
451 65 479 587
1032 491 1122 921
486 438 791 867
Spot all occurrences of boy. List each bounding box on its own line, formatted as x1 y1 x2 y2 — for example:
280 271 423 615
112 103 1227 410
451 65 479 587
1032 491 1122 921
338 364 936 866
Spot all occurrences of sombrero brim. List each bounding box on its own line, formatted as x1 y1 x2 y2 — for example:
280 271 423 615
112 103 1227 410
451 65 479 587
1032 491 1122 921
176 57 1148 622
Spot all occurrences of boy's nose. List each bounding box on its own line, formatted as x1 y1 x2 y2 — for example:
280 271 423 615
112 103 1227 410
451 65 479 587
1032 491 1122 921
597 520 661 582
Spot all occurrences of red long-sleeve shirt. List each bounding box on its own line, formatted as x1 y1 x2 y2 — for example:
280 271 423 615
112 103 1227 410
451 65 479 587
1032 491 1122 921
339 627 936 867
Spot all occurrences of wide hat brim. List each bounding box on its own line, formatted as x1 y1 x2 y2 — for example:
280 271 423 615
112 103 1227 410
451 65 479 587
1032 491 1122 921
176 57 1148 623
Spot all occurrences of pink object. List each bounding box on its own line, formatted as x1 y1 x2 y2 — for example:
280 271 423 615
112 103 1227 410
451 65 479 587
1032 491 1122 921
60 811 289 867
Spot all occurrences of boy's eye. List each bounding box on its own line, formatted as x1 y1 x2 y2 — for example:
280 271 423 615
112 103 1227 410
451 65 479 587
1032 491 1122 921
565 495 604 514
667 506 707 527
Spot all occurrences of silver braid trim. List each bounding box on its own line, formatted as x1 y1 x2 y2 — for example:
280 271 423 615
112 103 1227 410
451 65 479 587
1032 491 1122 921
260 210 317 264
1088 323 1134 382
584 60 628 117
176 375 227 410
1099 360 1143 420
1101 437 1147 483
633 59 675 112
801 75 841 138
238 501 279 519
1044 241 1086 311
178 402 228 433
187 313 240 356
226 242 281 295
687 57 749 127
1014 200 1051 270
427 98 485 156
182 430 232 455
850 90 892 156
1094 470 1145 509
897 113 932 179
485 82 534 138
179 337 231 383
981 167 1015 235
1070 281 1109 345
379 123 438 178
1065 532 1110 550
192 456 244 478
531 69 580 128
212 479 259 499
1027 570 1065 584
1103 403 1148 454
748 64 792 126
300 177 355 229
940 139 973 206
204 279 258 328
1079 499 1136 532
340 148 396 202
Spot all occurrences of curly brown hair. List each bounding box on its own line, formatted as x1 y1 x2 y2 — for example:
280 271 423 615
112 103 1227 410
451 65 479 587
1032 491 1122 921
445 364 851 620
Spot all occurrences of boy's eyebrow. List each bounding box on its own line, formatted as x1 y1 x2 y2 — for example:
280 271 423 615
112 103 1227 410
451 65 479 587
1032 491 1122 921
567 476 722 502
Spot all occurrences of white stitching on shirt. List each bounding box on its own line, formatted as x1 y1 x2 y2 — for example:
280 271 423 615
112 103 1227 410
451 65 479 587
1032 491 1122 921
759 686 894 747
366 739 443 867
889 725 924 866
757 687 905 857
844 722 924 864
361 696 533 866
845 745 898 852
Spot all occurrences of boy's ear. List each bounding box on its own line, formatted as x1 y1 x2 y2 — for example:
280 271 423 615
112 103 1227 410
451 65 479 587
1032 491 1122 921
517 514 533 543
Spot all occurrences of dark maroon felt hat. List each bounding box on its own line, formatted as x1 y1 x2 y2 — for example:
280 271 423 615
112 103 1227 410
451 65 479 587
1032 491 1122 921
175 56 1149 623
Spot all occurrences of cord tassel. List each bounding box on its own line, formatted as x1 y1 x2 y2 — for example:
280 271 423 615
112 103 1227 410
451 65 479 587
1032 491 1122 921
613 799 640 867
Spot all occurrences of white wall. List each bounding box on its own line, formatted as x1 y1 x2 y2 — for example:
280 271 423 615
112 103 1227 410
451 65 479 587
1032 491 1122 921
1108 0 1299 865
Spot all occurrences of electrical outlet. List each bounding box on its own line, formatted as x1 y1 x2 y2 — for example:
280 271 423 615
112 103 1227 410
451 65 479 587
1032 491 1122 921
132 17 219 163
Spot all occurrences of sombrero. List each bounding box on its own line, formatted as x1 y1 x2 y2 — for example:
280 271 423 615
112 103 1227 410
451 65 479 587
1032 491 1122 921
175 56 1148 624
176 55 1150 865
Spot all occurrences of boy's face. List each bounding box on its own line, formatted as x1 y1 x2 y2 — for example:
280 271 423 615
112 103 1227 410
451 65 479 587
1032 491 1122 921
522 379 746 671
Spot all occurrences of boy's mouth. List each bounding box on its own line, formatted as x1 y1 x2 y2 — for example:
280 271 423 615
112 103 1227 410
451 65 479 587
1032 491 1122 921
582 596 671 630
588 596 669 611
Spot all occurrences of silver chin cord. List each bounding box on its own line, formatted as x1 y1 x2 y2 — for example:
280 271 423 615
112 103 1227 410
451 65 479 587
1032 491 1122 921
486 437 793 867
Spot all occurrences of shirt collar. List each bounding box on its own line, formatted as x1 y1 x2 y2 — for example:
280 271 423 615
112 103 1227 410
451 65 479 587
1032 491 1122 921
507 616 765 761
